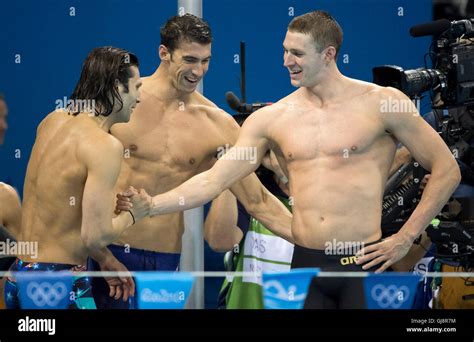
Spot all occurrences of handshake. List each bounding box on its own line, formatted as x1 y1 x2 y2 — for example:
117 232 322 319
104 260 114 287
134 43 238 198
114 186 153 225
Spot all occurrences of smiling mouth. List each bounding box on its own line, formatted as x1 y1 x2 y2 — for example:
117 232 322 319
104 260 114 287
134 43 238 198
184 76 199 84
290 70 302 75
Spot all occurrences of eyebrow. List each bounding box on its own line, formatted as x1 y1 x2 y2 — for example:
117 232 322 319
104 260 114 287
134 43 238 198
283 45 304 53
183 55 212 60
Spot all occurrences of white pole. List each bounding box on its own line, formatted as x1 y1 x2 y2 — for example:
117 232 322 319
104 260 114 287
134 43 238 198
177 0 205 310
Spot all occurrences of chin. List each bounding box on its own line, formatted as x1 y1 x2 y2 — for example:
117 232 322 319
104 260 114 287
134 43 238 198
120 112 131 123
290 79 301 87
181 86 196 94
181 80 199 91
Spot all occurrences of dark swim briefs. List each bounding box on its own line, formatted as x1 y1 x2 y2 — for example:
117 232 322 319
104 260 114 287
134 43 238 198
291 240 380 309
87 244 181 309
5 258 96 309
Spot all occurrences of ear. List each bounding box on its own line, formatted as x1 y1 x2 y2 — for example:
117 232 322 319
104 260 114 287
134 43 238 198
115 78 124 93
159 44 170 61
323 46 337 62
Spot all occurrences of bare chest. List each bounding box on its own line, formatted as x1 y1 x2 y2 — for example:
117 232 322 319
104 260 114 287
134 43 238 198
269 108 386 163
115 114 228 173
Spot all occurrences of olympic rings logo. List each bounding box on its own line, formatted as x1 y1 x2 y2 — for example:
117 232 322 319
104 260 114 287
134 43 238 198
370 284 410 309
26 281 68 307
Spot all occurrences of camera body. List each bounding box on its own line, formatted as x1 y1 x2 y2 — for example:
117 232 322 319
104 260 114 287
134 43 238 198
373 40 474 107
374 19 474 265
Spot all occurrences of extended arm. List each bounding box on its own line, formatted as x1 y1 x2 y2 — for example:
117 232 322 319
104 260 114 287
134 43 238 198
78 136 149 300
357 88 460 272
80 138 133 250
204 190 243 252
80 138 149 250
229 174 293 242
150 112 271 216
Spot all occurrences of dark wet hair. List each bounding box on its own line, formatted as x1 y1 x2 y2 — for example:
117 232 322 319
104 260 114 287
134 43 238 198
288 10 343 58
69 46 139 116
160 14 212 53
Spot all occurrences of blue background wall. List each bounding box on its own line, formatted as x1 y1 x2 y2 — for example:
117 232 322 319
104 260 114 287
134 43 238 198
204 0 432 109
0 0 432 307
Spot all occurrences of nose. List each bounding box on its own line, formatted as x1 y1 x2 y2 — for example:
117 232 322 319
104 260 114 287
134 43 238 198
192 64 205 78
283 52 294 67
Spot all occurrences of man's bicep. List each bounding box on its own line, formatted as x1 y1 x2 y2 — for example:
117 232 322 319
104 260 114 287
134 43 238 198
81 174 111 232
391 115 451 171
236 112 270 165
384 90 452 170
81 146 122 234
210 154 259 191
212 125 269 190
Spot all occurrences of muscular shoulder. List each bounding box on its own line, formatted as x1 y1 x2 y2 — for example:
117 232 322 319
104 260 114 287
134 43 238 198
353 85 419 138
368 84 408 102
0 182 20 206
207 106 240 131
375 86 418 122
36 110 72 135
236 104 278 138
336 79 383 104
356 82 410 107
192 91 219 108
77 130 123 168
248 94 295 124
343 81 415 117
192 93 240 134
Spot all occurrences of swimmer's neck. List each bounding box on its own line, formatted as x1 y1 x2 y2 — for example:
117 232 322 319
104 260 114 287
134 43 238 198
77 112 115 132
302 66 351 106
148 64 195 105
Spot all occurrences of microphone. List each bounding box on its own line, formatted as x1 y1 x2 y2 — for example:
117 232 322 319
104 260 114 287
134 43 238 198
410 18 474 38
225 91 272 113
225 91 241 111
409 19 451 37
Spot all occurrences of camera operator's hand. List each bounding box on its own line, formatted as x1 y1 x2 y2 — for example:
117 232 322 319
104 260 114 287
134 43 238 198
355 232 413 273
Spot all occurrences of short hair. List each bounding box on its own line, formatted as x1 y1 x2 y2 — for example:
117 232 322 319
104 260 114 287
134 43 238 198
69 46 139 116
0 92 4 101
160 14 212 53
288 10 343 58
